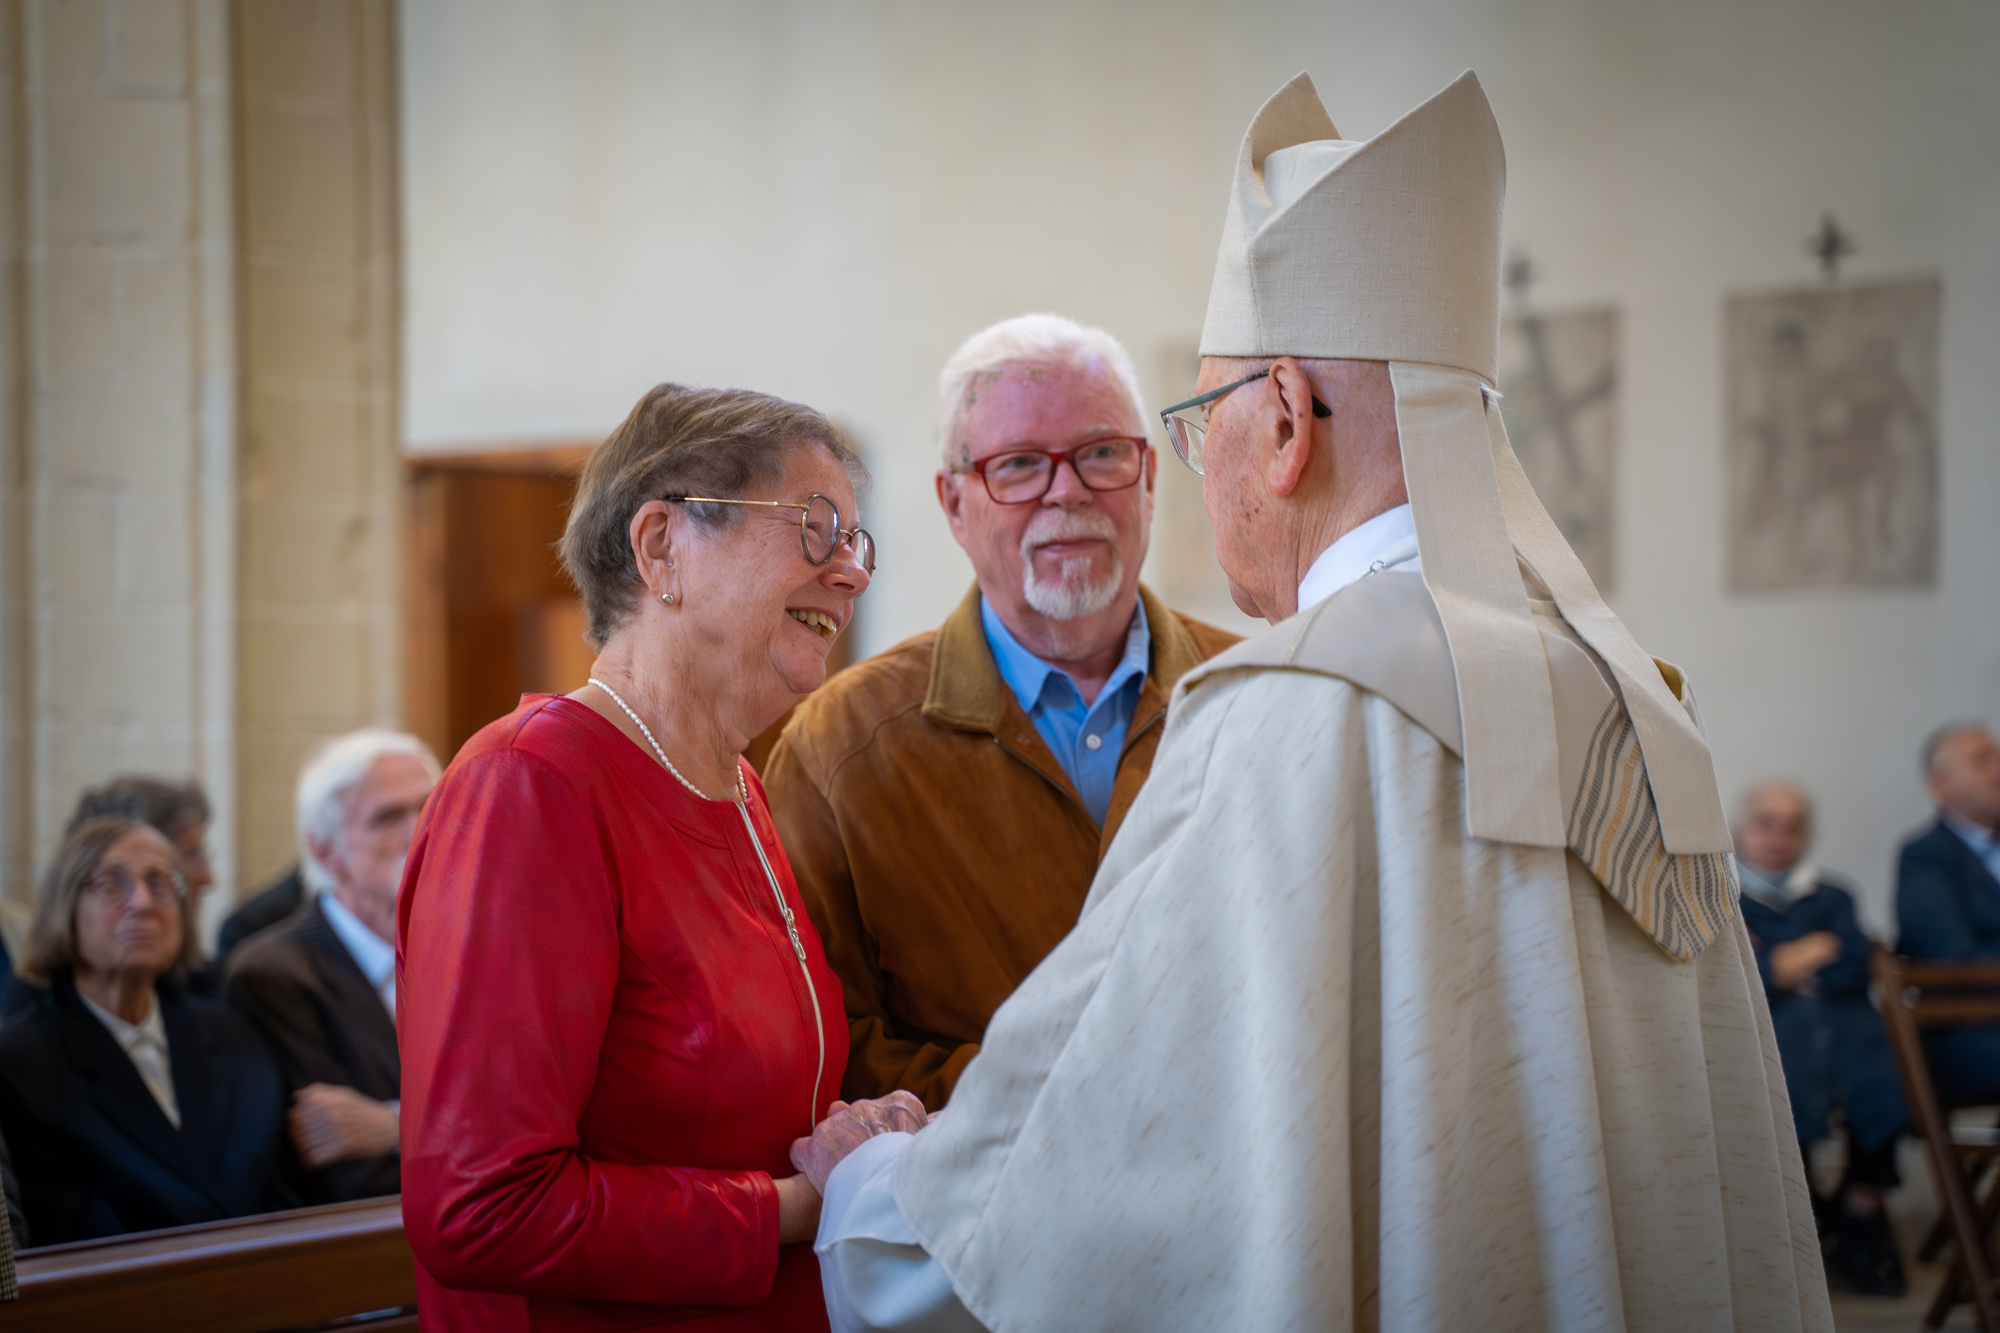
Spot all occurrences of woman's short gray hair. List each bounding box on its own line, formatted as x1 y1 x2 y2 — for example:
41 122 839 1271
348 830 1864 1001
937 313 1148 468
296 729 441 895
561 383 866 650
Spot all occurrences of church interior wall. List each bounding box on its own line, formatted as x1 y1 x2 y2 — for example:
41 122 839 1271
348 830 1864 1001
401 0 1999 932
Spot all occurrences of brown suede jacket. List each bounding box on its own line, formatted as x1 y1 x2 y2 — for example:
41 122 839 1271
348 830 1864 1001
761 583 1238 1109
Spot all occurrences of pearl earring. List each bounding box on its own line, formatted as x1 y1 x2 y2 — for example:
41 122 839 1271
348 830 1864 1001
662 591 676 605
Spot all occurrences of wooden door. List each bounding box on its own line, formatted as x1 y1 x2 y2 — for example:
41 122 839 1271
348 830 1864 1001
405 445 596 761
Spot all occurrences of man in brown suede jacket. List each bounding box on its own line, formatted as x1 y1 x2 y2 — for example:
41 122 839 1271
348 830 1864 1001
762 314 1236 1109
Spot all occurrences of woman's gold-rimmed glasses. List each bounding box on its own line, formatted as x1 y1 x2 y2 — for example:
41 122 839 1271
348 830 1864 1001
663 492 876 574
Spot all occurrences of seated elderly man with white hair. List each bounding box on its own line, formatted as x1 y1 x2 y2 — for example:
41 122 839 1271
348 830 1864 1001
226 729 438 1202
1735 779 1908 1295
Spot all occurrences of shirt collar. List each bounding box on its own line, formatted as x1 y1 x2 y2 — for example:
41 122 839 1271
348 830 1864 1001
1296 503 1421 612
320 890 396 989
979 594 1150 717
77 986 166 1053
1735 857 1818 908
1944 811 2000 853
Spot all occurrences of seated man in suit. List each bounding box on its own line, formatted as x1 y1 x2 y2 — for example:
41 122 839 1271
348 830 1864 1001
1736 779 1908 1295
227 729 439 1202
1897 722 2000 1104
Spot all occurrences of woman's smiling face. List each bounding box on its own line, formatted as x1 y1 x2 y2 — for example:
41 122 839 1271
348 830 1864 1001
674 442 872 706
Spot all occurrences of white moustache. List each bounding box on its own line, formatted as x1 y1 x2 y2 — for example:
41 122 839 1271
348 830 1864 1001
1020 509 1119 555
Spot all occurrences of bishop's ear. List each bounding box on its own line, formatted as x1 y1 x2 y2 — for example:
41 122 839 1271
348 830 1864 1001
1264 357 1321 498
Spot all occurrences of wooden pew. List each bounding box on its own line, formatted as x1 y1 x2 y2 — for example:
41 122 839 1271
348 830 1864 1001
0 1197 416 1332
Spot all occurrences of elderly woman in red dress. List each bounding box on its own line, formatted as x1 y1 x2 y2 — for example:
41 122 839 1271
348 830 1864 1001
398 384 919 1329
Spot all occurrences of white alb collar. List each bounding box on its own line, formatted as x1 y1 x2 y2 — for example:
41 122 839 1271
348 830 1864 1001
1296 503 1422 613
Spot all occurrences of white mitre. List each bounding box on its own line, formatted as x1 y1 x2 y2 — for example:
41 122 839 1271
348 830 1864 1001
1203 71 1730 854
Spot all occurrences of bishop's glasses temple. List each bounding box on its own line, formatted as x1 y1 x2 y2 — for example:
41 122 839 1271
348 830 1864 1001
1159 370 1332 475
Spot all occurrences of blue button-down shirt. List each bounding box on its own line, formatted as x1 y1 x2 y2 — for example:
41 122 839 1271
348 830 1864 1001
980 595 1150 827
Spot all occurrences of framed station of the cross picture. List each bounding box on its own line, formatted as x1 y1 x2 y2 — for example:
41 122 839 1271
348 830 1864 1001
1724 276 1942 592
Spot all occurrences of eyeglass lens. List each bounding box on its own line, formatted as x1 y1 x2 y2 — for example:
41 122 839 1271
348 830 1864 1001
981 439 1144 504
1164 415 1205 475
86 867 183 905
802 495 876 573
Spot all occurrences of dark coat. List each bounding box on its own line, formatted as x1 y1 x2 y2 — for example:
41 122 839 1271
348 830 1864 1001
225 898 399 1201
1740 878 1907 1151
1896 820 2000 1103
0 973 300 1244
1898 820 2000 959
217 867 306 960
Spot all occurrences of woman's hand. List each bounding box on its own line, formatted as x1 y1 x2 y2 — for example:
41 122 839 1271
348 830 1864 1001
774 1172 823 1245
788 1092 929 1193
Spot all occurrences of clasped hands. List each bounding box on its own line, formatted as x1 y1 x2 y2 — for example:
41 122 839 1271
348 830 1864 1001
790 1090 930 1192
774 1090 927 1244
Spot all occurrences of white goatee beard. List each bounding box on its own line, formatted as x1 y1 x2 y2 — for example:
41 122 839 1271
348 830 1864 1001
1020 511 1124 621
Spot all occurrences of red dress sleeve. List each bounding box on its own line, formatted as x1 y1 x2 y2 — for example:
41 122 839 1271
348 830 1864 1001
396 744 780 1305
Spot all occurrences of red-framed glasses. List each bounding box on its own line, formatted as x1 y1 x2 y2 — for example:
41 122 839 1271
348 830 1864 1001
956 437 1149 504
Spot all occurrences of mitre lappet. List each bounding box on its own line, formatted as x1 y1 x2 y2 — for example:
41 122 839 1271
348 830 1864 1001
1204 69 1736 958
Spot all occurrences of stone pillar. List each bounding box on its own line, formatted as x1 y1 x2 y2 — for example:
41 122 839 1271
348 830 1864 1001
0 0 238 920
231 0 402 893
0 0 403 939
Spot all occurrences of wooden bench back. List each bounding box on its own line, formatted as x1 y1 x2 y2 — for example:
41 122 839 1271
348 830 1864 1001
0 1197 415 1332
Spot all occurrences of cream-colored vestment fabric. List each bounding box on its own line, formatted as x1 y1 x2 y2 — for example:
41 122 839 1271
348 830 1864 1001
890 582 1831 1332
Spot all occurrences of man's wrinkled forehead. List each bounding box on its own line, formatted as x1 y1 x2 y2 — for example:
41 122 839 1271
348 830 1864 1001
960 360 1139 448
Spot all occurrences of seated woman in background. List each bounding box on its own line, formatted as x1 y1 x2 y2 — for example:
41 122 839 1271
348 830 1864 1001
2 775 221 1021
400 384 917 1329
0 817 299 1244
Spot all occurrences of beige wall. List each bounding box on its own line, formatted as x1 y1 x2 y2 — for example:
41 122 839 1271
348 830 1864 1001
0 0 403 935
233 0 402 891
0 0 238 926
402 0 2000 931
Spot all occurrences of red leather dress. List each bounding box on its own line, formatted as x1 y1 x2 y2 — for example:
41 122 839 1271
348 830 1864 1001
397 695 848 1331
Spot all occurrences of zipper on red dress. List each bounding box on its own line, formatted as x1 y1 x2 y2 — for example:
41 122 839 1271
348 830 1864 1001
737 800 827 1136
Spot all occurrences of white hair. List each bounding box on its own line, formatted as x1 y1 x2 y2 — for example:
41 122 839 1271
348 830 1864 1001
295 728 441 895
937 313 1148 468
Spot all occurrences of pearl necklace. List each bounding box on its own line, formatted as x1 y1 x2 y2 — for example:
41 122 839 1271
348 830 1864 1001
586 677 744 803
